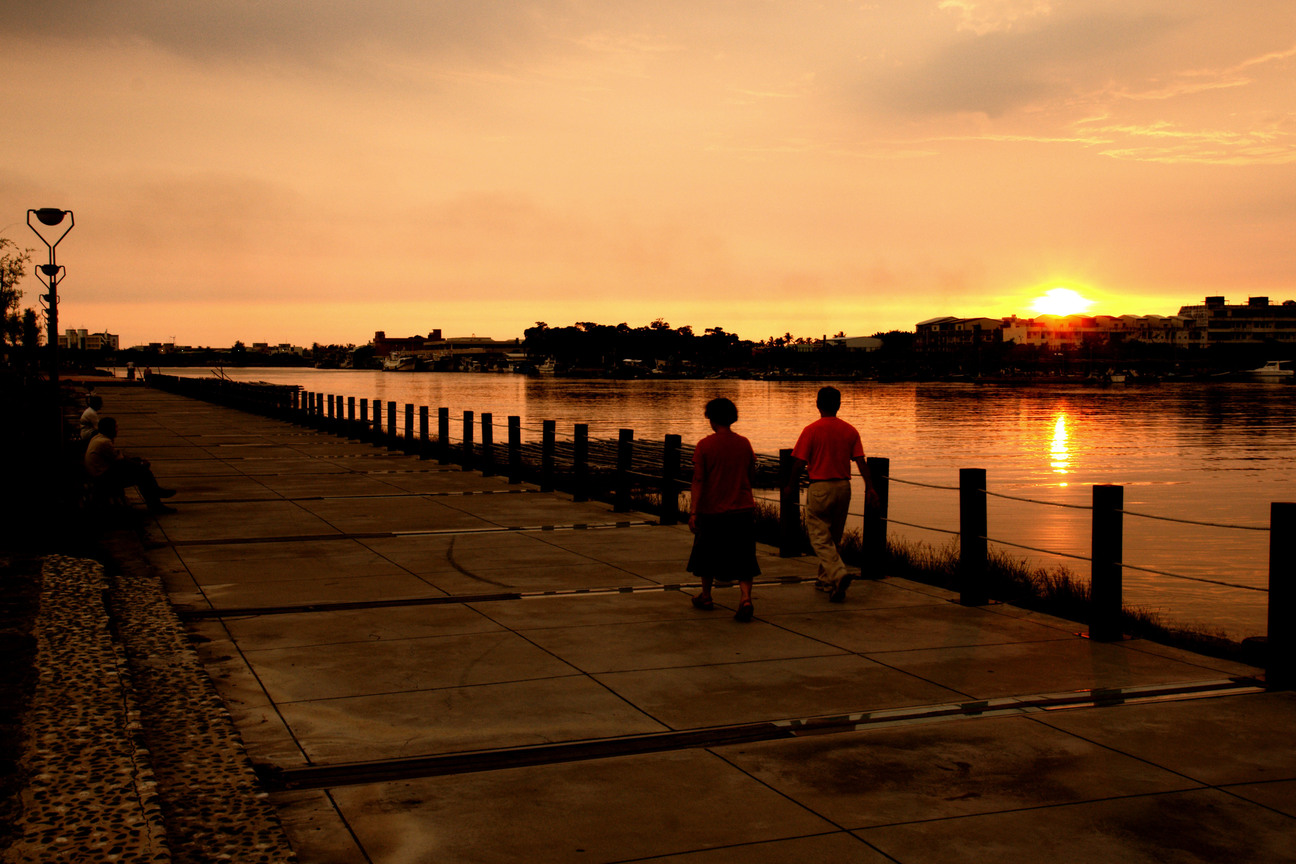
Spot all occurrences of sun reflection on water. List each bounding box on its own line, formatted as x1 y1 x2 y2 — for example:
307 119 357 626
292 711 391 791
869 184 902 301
1050 412 1070 482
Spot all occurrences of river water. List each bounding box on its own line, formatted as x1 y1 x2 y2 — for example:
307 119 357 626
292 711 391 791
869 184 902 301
162 368 1296 638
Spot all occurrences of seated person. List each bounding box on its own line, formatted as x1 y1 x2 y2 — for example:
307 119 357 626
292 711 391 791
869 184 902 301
80 395 103 440
84 417 178 513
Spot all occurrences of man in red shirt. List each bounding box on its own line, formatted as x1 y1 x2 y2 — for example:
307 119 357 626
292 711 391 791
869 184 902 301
785 386 877 602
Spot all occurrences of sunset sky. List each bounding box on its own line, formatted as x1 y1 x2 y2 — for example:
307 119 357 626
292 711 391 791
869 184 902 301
5 1 1294 348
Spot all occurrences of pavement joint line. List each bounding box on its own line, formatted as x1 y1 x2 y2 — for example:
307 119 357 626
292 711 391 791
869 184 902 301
178 576 818 619
253 678 1265 792
163 519 661 548
170 489 549 505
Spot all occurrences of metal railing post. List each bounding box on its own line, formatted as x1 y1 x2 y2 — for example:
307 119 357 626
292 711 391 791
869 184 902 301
438 407 450 465
1268 502 1296 689
461 410 475 470
660 434 681 525
573 424 589 502
481 413 494 477
614 429 634 513
541 420 556 492
1090 484 1125 641
959 467 989 606
864 456 889 574
779 449 800 558
507 416 522 484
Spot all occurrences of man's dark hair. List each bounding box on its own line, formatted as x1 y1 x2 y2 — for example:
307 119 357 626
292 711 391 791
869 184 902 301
816 386 842 415
704 397 738 426
97 416 117 437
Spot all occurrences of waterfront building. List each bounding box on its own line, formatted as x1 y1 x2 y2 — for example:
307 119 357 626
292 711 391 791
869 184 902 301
1176 296 1296 346
914 316 1004 353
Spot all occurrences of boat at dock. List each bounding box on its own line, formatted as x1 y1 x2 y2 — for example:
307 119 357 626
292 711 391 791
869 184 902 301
381 352 418 372
1248 360 1293 379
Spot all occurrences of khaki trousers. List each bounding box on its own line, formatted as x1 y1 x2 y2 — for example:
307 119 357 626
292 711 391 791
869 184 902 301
805 480 851 587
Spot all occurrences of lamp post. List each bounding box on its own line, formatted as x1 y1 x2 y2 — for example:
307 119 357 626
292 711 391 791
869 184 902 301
28 207 74 435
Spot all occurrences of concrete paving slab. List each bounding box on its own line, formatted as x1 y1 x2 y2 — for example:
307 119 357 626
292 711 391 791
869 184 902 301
147 458 250 478
231 458 355 475
330 748 837 863
296 495 497 534
595 653 966 729
857 788 1296 864
1037 691 1296 785
247 630 580 702
471 590 702 630
196 572 445 609
154 500 345 542
423 561 658 594
438 494 628 527
720 714 1199 830
355 470 518 494
1227 779 1296 818
767 601 1078 655
174 538 411 583
359 529 619 574
223 604 504 650
279 675 667 761
519 616 848 674
271 791 368 864
875 636 1228 700
166 474 282 501
249 473 422 498
534 526 698 562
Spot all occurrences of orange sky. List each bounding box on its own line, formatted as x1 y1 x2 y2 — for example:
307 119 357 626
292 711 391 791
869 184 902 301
5 1 1294 348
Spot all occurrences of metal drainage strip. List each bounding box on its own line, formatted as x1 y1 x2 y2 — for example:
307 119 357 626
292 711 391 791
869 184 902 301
255 677 1261 792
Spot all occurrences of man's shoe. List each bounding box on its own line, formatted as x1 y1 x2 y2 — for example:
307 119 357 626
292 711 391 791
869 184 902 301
828 574 853 603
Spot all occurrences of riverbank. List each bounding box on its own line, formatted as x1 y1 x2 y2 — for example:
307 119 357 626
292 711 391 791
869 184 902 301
15 384 1289 862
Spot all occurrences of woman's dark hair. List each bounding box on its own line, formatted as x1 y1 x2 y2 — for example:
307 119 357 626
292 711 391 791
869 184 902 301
704 397 738 426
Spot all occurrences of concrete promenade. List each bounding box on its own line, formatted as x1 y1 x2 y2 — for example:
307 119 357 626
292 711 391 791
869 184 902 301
96 385 1295 862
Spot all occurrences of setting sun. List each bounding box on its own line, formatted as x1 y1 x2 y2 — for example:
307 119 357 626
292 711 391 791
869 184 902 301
1032 287 1094 316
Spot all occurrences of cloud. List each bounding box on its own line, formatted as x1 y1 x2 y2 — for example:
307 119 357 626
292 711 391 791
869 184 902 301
877 11 1178 118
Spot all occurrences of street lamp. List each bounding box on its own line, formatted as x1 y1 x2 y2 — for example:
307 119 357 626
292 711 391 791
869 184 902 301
27 208 74 392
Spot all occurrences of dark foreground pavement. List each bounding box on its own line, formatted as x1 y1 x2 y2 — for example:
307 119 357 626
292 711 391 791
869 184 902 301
10 384 1296 863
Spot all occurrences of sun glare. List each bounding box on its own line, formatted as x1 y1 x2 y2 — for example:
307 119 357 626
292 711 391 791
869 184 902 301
1032 287 1093 316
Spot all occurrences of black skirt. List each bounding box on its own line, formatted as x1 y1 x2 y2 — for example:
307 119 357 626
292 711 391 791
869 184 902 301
687 510 761 580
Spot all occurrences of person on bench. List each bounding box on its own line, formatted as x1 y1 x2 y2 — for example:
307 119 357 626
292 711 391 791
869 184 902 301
84 417 178 514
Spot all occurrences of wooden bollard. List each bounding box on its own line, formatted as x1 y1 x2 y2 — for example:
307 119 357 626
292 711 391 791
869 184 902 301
959 467 989 606
372 396 382 437
360 398 369 437
418 406 430 459
660 434 681 525
481 413 495 476
438 407 450 464
541 420 556 492
614 429 634 513
327 394 335 421
779 449 800 558
461 411 475 470
386 401 397 450
347 396 355 423
573 424 589 502
864 456 889 572
507 416 522 484
1090 484 1124 641
1268 502 1296 690
404 404 415 453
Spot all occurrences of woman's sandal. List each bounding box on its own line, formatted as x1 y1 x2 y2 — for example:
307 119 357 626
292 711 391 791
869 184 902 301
691 595 714 611
734 601 754 622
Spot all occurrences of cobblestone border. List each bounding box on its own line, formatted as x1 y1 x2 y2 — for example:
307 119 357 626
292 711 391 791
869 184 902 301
4 549 299 864
4 555 170 863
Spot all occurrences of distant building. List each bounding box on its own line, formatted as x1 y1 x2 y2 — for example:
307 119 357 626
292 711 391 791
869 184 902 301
372 330 444 356
59 328 119 351
914 317 1003 352
1176 296 1296 346
999 314 1200 350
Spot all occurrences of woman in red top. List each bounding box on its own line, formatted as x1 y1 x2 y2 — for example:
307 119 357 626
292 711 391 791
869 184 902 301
687 397 760 621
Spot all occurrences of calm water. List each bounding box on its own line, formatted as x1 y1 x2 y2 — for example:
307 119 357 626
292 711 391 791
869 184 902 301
164 368 1296 638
